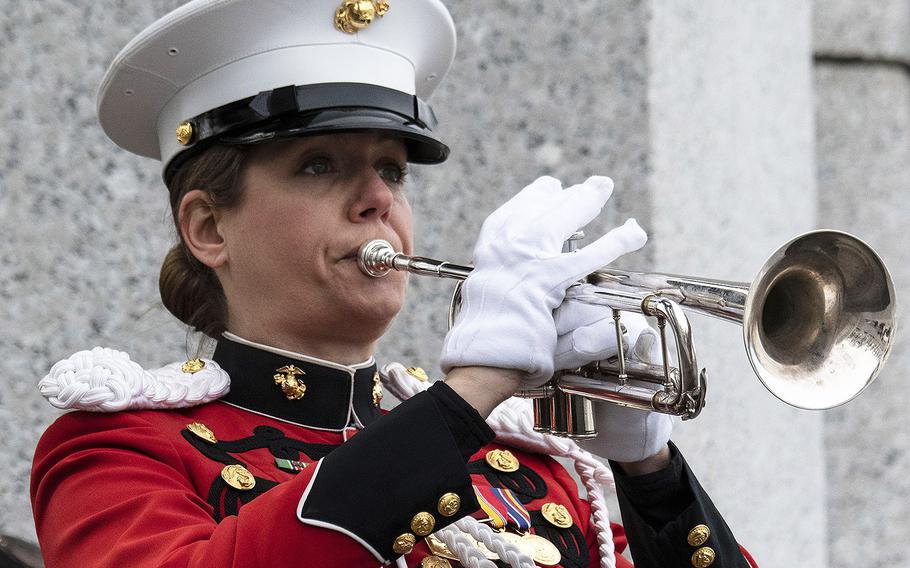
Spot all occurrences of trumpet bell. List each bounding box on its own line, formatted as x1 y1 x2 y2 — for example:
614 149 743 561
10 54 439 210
744 231 896 410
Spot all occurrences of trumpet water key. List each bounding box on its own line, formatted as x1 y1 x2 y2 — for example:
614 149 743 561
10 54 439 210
357 231 896 439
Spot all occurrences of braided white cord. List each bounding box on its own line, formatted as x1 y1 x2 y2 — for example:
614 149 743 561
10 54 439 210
486 399 617 568
38 347 230 411
434 523 497 568
380 364 618 568
380 363 432 401
454 517 536 568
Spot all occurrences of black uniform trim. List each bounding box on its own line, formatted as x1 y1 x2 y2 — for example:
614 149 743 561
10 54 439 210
611 442 751 568
529 510 589 568
181 426 337 465
181 425 336 521
206 473 279 522
467 460 548 504
214 336 381 430
298 381 495 560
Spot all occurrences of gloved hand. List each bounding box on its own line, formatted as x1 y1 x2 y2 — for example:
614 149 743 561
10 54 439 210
439 175 646 388
553 288 661 370
554 292 674 463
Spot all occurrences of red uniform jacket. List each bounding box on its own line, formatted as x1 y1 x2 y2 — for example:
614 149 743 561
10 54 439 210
31 336 755 567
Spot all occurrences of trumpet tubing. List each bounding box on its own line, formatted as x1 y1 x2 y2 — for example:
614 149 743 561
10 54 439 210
357 231 896 439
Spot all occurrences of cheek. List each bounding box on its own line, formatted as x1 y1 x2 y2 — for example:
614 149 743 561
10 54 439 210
225 198 320 274
395 198 414 254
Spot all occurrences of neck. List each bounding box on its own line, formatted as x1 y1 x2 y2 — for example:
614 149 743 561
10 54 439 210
221 330 376 367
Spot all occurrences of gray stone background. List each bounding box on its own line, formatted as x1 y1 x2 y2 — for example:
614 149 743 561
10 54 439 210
0 1 907 566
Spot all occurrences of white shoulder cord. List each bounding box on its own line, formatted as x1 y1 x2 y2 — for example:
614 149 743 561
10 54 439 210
38 347 230 411
380 364 617 568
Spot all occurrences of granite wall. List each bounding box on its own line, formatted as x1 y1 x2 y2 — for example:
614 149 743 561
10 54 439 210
1 1 904 567
814 2 910 566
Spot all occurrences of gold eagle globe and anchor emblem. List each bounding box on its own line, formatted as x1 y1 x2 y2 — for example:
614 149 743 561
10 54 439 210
334 0 389 34
274 365 307 400
372 371 383 407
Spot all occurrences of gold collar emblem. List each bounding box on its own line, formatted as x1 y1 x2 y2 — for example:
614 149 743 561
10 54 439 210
372 371 383 407
274 365 307 400
335 0 389 34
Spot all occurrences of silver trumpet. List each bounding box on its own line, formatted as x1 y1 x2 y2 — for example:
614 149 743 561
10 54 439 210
357 231 896 439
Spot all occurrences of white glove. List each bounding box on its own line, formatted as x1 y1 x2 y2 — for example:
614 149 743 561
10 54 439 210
553 288 661 370
554 293 674 463
439 175 646 387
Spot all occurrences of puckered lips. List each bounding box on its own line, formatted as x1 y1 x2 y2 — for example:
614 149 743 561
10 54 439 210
338 238 404 265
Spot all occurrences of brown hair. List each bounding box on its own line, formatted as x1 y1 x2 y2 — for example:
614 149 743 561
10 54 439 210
159 145 250 337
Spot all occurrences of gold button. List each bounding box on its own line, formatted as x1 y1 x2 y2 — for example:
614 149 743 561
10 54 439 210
421 554 452 567
411 511 436 536
406 366 429 381
175 121 194 145
688 524 711 547
392 532 416 555
691 546 716 567
220 464 256 490
186 422 217 444
437 492 461 517
541 502 573 528
485 449 520 472
181 358 205 374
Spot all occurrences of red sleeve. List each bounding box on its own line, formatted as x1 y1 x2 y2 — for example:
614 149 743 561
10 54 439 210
31 412 382 567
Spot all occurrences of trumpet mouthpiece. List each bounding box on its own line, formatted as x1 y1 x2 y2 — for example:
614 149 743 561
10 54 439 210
357 239 396 277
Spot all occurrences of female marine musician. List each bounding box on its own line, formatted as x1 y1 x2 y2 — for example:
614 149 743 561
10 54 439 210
31 1 756 567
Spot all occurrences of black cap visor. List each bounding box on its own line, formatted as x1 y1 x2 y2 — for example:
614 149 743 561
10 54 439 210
164 83 449 186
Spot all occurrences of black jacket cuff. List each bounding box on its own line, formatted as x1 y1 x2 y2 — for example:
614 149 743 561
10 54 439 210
297 382 494 560
611 442 751 568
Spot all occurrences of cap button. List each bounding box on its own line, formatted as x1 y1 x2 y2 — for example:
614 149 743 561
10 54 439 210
175 121 194 145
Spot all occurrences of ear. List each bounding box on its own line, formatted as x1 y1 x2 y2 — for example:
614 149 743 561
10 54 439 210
179 190 229 269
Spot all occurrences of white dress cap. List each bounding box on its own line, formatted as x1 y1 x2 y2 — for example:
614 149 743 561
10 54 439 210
97 0 457 184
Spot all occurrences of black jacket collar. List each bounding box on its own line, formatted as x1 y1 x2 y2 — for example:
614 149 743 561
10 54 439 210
214 333 381 431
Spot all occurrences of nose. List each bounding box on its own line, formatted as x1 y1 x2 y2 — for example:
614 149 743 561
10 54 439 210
348 169 394 223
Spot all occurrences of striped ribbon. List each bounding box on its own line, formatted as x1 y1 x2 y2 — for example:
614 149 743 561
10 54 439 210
275 458 308 473
492 487 531 532
473 486 508 529
473 486 531 531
